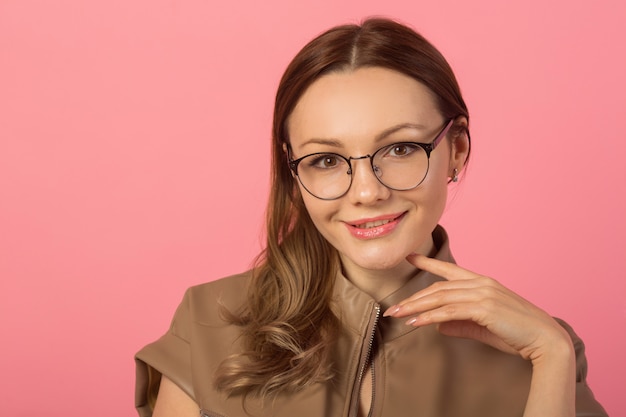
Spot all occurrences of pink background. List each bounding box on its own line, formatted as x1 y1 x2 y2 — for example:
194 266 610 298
1 0 624 415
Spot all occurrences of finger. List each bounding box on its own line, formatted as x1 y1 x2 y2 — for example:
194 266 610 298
393 286 494 317
406 253 477 281
388 285 501 317
405 301 487 327
400 277 489 304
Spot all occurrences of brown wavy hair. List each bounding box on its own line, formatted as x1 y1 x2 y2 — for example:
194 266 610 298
214 17 470 398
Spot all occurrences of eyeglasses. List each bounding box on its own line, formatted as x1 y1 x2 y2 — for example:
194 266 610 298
288 119 454 200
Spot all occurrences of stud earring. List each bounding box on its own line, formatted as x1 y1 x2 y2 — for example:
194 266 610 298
452 168 459 183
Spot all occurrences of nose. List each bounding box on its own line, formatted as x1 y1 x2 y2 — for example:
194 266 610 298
346 156 391 205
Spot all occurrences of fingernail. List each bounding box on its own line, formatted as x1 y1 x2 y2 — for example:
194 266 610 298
383 305 400 317
405 317 418 326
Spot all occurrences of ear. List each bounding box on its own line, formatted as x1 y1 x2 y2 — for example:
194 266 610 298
282 142 296 178
448 116 470 176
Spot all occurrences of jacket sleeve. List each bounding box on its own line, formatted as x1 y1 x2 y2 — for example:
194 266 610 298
134 289 195 417
555 318 609 416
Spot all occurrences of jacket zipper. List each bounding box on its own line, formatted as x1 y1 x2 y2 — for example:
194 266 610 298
200 410 226 417
350 304 380 417
367 360 376 417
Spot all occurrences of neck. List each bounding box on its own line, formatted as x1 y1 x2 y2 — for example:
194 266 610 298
340 236 436 301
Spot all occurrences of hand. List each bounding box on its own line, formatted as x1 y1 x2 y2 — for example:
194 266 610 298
383 253 573 364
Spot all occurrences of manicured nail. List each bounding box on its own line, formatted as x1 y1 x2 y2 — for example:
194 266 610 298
405 317 418 326
383 305 400 317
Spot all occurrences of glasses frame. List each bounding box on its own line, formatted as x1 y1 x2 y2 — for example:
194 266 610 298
288 118 455 200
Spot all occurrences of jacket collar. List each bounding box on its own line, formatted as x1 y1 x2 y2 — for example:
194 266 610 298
331 225 454 342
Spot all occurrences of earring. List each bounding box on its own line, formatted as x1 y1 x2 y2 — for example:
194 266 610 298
452 168 459 183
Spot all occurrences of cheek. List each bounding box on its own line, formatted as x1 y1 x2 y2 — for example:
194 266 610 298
422 155 451 190
298 189 345 247
299 186 335 224
412 157 450 213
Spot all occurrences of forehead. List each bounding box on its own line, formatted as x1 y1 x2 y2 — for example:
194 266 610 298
287 67 442 148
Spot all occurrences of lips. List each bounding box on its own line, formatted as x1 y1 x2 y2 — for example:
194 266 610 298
354 218 395 229
345 212 406 239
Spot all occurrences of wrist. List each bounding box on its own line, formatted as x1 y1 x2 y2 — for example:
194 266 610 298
529 326 575 369
523 334 576 417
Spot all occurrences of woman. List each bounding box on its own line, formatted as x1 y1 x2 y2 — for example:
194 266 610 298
135 18 607 417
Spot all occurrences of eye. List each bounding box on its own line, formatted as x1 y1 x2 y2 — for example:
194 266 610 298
308 154 343 169
387 143 419 157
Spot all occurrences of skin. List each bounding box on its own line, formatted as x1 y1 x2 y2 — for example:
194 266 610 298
288 67 462 299
290 67 575 417
152 375 197 417
152 67 576 417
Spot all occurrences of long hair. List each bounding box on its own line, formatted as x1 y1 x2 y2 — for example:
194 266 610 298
214 17 470 398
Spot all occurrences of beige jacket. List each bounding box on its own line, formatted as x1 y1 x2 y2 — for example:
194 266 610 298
135 227 608 417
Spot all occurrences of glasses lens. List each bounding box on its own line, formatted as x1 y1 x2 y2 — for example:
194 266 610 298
372 143 429 190
295 153 352 199
293 143 431 199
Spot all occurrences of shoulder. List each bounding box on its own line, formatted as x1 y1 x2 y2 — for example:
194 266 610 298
134 270 255 414
180 270 254 326
187 270 252 304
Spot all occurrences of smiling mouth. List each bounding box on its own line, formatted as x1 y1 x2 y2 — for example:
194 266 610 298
350 212 406 229
354 218 394 229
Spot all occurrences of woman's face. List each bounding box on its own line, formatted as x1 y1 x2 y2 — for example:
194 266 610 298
287 67 467 277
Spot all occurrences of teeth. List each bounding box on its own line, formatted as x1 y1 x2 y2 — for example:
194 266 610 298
356 219 392 229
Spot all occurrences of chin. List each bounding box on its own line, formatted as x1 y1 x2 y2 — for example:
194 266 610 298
350 253 406 271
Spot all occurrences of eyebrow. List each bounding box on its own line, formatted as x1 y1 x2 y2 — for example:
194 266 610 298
374 123 428 142
298 123 429 149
